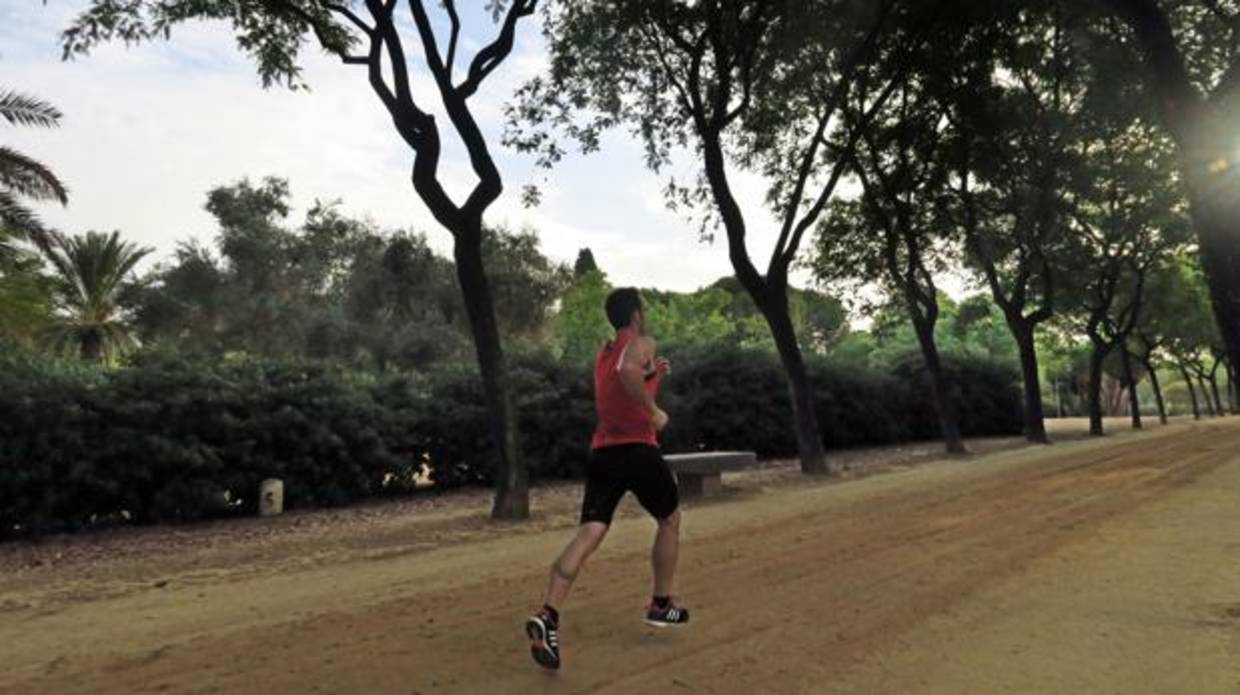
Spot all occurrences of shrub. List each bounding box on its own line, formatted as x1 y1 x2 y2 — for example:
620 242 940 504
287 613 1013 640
659 344 795 457
811 358 919 448
409 349 594 488
0 351 423 537
0 343 1022 539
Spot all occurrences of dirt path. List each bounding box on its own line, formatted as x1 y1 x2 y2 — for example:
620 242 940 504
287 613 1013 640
3 418 1239 694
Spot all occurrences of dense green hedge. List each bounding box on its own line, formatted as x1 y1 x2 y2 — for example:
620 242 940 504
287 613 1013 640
659 345 1023 456
406 350 594 489
0 345 1021 538
1 352 419 536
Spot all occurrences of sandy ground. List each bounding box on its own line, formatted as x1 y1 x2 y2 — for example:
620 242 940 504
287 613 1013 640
2 416 1238 694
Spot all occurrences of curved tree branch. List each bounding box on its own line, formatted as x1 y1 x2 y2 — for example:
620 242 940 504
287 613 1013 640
444 0 462 79
458 0 536 99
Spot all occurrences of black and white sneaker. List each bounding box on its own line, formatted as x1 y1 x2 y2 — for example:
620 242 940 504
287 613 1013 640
645 601 690 628
525 611 561 670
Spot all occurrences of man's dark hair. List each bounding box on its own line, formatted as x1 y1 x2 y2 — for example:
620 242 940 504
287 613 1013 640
604 287 642 330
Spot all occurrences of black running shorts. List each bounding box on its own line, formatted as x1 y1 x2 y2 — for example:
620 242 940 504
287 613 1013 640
580 444 679 525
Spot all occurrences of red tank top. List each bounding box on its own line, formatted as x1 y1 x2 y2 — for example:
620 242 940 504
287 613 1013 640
591 328 659 449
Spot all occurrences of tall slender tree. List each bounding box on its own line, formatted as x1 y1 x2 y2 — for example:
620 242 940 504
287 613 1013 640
1158 255 1219 419
1067 116 1189 436
1206 349 1228 415
815 68 967 453
1180 362 1203 418
64 1 541 518
510 1 908 473
943 2 1087 444
1132 256 1192 425
1132 334 1168 424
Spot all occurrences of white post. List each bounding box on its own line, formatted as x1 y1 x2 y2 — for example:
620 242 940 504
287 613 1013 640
259 478 284 517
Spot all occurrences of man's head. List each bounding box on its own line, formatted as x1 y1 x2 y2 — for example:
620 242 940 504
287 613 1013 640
604 287 644 333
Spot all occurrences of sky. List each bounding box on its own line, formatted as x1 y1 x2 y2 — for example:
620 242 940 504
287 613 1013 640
2 2 970 301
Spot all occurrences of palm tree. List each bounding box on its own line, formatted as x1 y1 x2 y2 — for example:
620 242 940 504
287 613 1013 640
0 87 66 343
1 88 68 251
43 230 151 362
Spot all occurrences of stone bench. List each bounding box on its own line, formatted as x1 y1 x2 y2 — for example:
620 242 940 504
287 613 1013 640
664 451 757 498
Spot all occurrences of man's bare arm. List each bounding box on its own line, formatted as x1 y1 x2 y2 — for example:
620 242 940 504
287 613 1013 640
619 336 659 415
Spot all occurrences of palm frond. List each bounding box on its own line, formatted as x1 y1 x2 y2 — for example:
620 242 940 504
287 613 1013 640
0 146 70 204
43 231 90 311
0 236 17 266
0 227 44 271
0 90 62 128
0 191 54 251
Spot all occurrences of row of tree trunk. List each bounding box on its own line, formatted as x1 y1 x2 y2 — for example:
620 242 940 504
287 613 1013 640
1108 349 1236 427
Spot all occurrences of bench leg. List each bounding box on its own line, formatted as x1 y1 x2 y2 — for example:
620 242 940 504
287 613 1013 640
677 472 722 498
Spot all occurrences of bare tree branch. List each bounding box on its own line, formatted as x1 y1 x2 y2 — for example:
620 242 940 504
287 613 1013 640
778 72 902 271
458 0 536 99
367 0 417 114
680 27 712 143
851 146 897 240
326 3 374 36
444 0 462 79
704 7 737 131
364 28 399 121
409 0 451 88
770 0 894 263
353 5 426 149
637 21 695 117
771 105 834 264
720 5 769 126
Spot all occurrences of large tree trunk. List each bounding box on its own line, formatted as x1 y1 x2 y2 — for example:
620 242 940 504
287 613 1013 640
1143 357 1168 425
453 225 527 520
911 315 966 454
1120 348 1142 430
1160 109 1240 384
700 127 828 476
761 294 829 474
1105 2 1240 384
1180 364 1201 419
1189 201 1240 393
1088 345 1107 436
1011 321 1049 443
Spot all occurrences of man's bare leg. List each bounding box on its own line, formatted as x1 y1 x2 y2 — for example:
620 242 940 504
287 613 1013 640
645 509 688 625
651 509 680 598
527 521 609 670
543 521 609 608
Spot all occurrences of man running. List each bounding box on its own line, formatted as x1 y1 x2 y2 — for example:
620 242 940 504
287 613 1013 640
525 287 690 671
